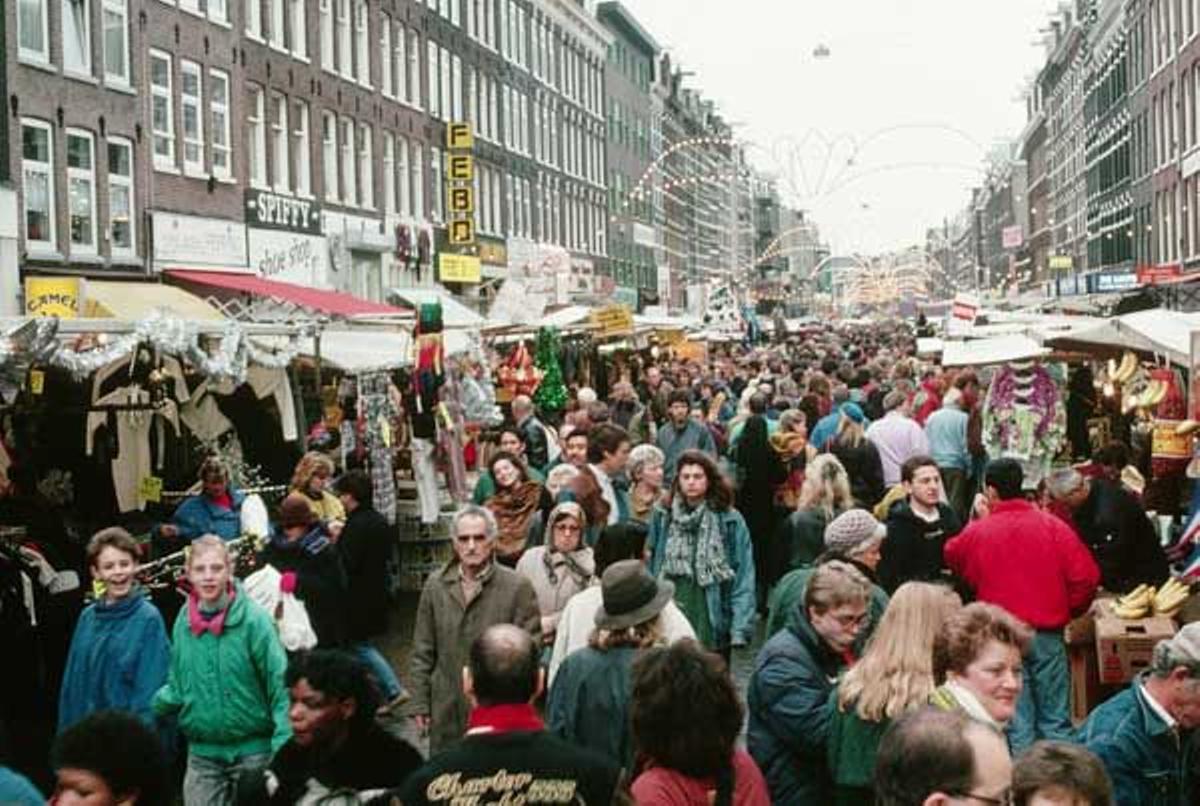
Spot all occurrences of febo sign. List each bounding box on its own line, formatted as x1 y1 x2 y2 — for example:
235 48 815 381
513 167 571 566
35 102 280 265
1136 263 1182 284
245 190 321 235
951 293 979 322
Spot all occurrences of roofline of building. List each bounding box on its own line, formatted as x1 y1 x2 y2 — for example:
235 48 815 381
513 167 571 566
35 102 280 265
595 1 660 56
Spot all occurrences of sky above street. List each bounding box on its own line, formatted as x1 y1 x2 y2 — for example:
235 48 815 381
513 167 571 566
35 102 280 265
614 0 1064 257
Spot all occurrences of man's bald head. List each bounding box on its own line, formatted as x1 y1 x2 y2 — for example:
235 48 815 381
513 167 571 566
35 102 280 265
512 396 533 418
467 624 540 706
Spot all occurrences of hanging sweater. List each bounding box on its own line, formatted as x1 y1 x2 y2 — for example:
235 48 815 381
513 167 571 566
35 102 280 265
58 591 170 733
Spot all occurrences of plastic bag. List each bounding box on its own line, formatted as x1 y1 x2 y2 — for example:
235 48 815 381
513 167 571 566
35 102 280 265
240 493 270 538
243 564 318 651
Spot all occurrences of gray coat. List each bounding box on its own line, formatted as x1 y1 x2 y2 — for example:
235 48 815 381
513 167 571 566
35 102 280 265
405 561 541 752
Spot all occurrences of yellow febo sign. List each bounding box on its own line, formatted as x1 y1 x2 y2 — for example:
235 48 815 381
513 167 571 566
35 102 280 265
449 186 474 214
446 122 473 150
440 254 482 284
449 154 474 181
589 305 634 338
25 276 82 318
449 219 475 245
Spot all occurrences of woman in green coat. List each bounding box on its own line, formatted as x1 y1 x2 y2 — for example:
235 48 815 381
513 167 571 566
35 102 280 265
826 582 960 805
154 536 290 806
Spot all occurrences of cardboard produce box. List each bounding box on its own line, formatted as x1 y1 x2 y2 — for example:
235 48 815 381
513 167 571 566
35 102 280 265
1094 605 1177 684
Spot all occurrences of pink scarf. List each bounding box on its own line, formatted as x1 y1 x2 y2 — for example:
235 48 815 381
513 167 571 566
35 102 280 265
187 585 235 637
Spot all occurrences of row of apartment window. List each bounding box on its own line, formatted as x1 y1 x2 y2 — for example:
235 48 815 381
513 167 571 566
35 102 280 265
1149 0 1200 74
1149 64 1200 168
148 51 234 179
22 120 136 257
17 0 134 87
608 40 652 93
1151 180 1200 263
609 100 652 159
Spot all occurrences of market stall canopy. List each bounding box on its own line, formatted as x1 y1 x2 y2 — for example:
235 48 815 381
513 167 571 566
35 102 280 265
166 270 409 319
917 337 944 356
305 328 478 373
941 334 1050 367
84 281 225 321
388 286 484 328
1044 308 1200 366
540 305 594 329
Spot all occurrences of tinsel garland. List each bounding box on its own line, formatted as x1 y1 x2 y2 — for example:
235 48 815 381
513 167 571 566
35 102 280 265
532 326 567 413
0 313 301 385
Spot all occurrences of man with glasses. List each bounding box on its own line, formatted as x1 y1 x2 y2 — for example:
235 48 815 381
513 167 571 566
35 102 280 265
875 707 1013 806
944 459 1100 753
405 505 540 753
1079 623 1200 805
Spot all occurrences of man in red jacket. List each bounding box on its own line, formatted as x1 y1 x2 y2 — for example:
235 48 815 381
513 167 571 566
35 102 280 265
944 458 1100 753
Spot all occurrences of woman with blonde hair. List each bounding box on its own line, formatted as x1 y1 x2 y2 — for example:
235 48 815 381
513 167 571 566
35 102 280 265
777 453 853 569
827 582 962 804
827 403 885 508
289 451 345 526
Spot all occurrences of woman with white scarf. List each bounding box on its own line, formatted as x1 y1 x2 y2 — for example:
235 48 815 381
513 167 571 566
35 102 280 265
516 501 595 646
646 450 756 659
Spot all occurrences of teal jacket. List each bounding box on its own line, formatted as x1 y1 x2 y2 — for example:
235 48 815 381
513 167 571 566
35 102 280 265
646 504 756 647
766 562 889 647
153 584 291 761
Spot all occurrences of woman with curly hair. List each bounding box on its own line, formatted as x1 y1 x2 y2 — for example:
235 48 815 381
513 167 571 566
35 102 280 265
483 451 552 566
646 450 755 657
289 451 345 527
629 640 769 805
777 453 854 570
827 582 962 804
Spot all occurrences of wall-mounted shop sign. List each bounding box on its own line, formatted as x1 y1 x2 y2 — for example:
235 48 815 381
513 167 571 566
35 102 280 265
245 190 322 234
1088 271 1138 294
1049 255 1074 271
25 276 82 317
1136 263 1182 284
439 253 482 283
152 211 247 268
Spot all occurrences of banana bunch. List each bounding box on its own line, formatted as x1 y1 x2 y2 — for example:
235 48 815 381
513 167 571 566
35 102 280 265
1122 379 1168 413
1112 584 1155 619
1153 578 1192 619
1111 351 1138 384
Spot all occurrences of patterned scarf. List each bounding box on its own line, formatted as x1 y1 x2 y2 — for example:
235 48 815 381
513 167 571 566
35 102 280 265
488 481 543 556
662 498 735 587
542 547 594 588
188 584 235 637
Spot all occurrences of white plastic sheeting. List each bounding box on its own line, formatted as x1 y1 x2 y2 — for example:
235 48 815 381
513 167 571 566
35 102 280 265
389 286 485 328
1044 309 1200 366
941 334 1050 367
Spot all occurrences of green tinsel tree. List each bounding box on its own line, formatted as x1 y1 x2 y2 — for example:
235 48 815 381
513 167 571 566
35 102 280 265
532 326 567 414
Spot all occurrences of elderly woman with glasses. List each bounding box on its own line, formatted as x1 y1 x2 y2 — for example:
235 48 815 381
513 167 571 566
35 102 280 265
516 502 595 647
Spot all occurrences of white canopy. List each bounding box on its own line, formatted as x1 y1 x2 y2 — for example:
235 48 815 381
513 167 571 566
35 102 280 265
917 337 944 356
1043 308 1200 366
389 286 484 328
941 334 1050 367
312 328 476 373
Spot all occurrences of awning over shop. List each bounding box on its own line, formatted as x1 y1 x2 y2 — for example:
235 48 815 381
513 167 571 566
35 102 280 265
1043 308 1200 366
84 280 226 321
388 286 484 328
166 269 408 318
941 334 1050 367
308 328 478 373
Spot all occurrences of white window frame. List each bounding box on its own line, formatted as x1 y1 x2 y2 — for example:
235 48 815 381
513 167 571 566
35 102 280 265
323 111 339 201
21 118 55 250
62 0 93 76
247 0 263 40
358 122 374 209
208 0 228 24
380 14 393 96
431 145 443 222
320 0 335 70
269 0 285 49
398 134 411 215
410 140 424 218
150 50 176 170
354 0 371 87
209 68 232 180
407 29 421 107
180 60 205 176
383 133 396 214
452 54 462 121
102 0 130 86
248 85 268 188
337 0 353 78
107 136 135 256
271 91 290 192
427 40 440 117
293 100 311 196
340 117 357 205
290 0 307 57
66 128 97 254
18 0 51 64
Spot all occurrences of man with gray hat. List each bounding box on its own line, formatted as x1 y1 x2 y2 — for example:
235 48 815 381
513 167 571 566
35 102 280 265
1078 622 1200 805
866 390 930 488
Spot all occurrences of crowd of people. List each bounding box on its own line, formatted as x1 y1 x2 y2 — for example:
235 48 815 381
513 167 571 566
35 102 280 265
3 320 1197 804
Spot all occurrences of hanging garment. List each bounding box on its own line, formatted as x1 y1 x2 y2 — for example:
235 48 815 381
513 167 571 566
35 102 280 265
247 367 301 442
179 377 236 443
85 388 179 512
410 437 440 524
370 445 397 525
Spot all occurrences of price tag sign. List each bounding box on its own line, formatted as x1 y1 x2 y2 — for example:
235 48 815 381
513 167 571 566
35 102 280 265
28 370 45 395
139 476 164 504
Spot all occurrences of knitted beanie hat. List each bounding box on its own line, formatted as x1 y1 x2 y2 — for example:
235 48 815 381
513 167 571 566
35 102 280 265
824 509 886 557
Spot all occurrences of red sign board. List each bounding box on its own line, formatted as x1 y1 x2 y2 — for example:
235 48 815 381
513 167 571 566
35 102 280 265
1136 264 1182 284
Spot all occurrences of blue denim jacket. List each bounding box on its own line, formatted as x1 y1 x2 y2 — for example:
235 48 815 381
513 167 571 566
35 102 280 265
646 505 756 647
1077 677 1188 806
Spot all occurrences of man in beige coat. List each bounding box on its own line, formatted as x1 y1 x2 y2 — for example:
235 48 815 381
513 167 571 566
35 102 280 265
407 505 541 752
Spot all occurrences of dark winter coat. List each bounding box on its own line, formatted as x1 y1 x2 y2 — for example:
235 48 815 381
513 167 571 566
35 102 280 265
879 500 963 594
828 439 885 509
1072 479 1169 594
517 414 550 471
338 505 393 640
259 526 349 648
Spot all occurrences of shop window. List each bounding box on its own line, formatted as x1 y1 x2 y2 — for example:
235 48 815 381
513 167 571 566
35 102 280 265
322 112 338 202
18 0 50 64
209 69 232 180
107 137 135 255
63 0 92 75
340 117 356 205
150 50 175 169
22 119 55 249
293 101 311 196
66 129 97 253
271 92 290 192
248 85 268 188
358 123 374 209
102 0 130 86
181 60 205 176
